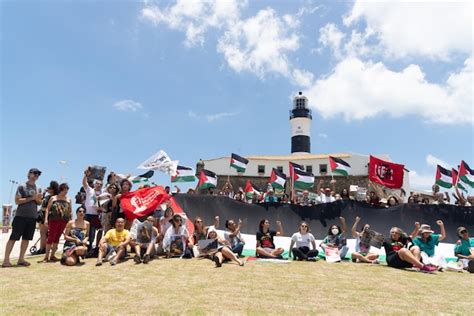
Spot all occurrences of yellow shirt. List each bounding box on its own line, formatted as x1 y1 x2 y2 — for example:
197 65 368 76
105 229 130 247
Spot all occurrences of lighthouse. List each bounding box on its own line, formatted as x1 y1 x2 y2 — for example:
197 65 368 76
290 91 312 154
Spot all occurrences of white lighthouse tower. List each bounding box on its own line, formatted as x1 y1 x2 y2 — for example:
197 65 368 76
290 91 312 154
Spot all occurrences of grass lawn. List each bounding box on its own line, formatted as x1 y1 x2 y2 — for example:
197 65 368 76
1 255 473 315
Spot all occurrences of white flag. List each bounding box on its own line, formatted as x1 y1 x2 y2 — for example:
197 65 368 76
137 150 178 176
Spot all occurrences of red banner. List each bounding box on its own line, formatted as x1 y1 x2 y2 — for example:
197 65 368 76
369 156 405 189
120 186 169 220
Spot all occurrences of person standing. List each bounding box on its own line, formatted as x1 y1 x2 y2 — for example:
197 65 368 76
43 183 72 262
2 168 43 267
82 168 104 254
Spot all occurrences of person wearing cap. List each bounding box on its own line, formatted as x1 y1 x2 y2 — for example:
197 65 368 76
454 227 474 271
413 221 447 270
2 168 43 268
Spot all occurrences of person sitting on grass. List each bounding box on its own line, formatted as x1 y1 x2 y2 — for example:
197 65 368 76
130 216 158 264
382 226 436 273
413 221 447 270
96 218 130 266
61 206 90 266
320 217 348 260
288 221 318 261
256 219 284 259
206 228 244 267
224 218 245 257
163 214 192 258
192 216 220 245
454 226 474 272
351 216 379 264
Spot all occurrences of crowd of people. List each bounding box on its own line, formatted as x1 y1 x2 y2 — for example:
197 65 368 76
2 168 473 274
199 179 473 208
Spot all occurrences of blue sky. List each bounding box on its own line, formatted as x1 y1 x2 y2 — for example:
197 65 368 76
1 0 472 203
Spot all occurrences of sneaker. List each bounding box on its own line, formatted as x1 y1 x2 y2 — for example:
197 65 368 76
308 257 317 262
143 254 151 264
372 259 380 264
105 250 116 262
110 259 116 266
420 265 436 273
95 261 102 266
134 255 142 264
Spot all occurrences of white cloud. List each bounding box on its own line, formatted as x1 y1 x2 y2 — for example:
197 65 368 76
410 154 453 191
318 23 345 59
304 57 473 124
344 0 473 60
141 0 246 47
217 8 300 80
409 170 435 191
426 154 452 169
113 99 143 112
188 110 238 122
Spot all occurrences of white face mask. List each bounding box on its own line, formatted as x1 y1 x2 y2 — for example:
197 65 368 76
331 228 339 235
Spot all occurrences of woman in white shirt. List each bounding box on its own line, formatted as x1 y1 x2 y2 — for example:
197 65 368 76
288 222 318 261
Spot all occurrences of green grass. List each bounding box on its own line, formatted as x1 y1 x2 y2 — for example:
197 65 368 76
1 255 472 315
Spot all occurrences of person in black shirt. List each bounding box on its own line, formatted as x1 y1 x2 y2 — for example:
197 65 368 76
382 226 436 273
256 219 284 258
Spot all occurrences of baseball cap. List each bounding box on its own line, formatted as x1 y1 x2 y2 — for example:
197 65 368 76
29 168 42 175
419 224 434 234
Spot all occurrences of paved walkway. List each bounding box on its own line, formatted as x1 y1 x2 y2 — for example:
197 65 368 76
0 229 64 261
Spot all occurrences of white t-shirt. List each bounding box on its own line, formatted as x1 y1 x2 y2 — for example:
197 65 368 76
318 194 335 204
291 232 316 248
84 186 102 215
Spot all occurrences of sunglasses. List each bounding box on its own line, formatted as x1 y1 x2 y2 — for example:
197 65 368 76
460 230 468 234
195 220 202 223
174 218 182 222
77 210 85 214
31 172 41 176
301 225 308 228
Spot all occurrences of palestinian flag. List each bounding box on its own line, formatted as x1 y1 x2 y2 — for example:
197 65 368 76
458 160 474 188
270 168 286 190
289 162 304 178
230 153 249 172
293 168 314 190
197 169 217 189
435 165 452 189
245 180 261 198
171 166 196 183
329 156 351 176
116 170 154 184
452 169 468 193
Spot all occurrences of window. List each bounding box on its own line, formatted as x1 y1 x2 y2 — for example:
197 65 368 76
296 99 306 109
277 166 283 173
258 165 265 174
306 165 313 174
319 164 327 174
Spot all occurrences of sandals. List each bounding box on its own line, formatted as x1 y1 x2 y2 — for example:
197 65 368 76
2 262 13 268
49 257 60 263
134 255 142 264
143 254 151 264
17 261 31 267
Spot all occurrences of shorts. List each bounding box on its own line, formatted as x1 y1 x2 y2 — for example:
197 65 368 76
386 252 412 269
106 243 128 257
10 216 36 241
47 220 67 244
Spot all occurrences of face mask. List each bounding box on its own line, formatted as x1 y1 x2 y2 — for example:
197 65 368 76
331 228 339 235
